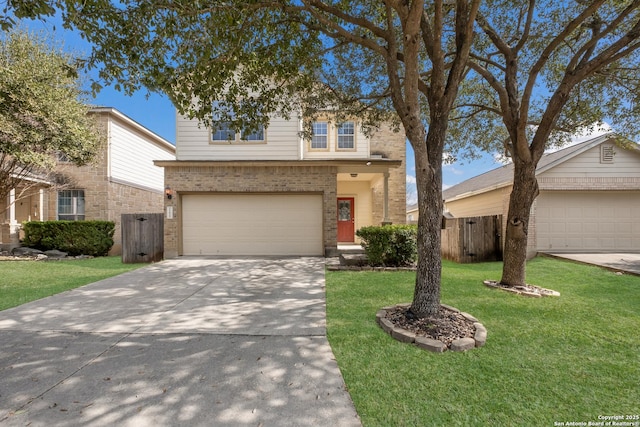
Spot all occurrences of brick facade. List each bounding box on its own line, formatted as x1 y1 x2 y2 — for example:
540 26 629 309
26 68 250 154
370 123 407 225
163 164 338 257
45 112 170 255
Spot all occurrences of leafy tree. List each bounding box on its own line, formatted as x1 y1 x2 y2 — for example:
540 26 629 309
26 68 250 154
455 0 640 287
2 0 480 318
0 28 101 212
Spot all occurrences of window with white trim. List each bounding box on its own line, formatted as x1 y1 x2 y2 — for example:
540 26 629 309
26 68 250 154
241 125 265 141
211 102 265 143
337 122 355 149
311 122 328 149
58 190 85 220
212 122 235 141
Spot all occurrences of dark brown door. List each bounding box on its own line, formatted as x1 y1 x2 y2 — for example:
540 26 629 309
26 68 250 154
337 197 355 242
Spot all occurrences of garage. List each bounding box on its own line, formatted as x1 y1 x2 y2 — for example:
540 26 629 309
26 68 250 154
181 194 323 256
536 191 640 251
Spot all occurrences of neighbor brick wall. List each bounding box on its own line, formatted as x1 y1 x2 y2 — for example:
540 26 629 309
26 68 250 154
163 164 337 257
369 123 406 225
47 113 165 255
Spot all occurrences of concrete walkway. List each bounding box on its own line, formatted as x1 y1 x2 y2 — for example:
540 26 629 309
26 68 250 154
0 257 361 427
541 252 640 276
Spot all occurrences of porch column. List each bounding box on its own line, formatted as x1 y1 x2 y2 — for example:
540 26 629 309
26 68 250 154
8 188 16 226
38 188 45 220
382 171 391 225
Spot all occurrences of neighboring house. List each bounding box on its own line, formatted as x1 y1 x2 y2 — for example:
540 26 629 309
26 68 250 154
1 107 176 254
442 134 640 258
406 203 418 223
155 111 406 257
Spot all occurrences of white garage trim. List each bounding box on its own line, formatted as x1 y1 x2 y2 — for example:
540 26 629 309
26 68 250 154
536 191 640 252
181 193 323 256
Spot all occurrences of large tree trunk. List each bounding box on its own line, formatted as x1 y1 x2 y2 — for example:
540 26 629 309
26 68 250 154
410 128 445 318
500 159 539 287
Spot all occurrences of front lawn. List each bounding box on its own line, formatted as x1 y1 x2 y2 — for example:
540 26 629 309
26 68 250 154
326 257 640 426
0 256 146 311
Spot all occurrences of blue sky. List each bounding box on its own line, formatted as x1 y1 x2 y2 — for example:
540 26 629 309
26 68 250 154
22 15 513 203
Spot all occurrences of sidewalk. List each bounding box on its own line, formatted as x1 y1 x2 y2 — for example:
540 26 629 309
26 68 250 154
0 257 361 427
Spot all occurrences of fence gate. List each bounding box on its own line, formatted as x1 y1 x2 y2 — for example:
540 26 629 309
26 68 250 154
121 213 164 263
441 215 502 263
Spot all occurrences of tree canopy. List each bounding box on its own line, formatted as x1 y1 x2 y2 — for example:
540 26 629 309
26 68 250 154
4 0 639 312
459 0 640 286
0 28 101 207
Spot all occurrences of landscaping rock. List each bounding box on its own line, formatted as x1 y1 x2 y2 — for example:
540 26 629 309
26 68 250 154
391 328 416 343
440 303 460 313
473 323 487 347
460 312 479 322
378 318 394 334
339 253 368 266
450 337 476 352
44 249 68 259
415 336 447 353
11 247 44 256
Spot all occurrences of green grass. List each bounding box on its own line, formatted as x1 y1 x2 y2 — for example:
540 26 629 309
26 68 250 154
0 256 146 311
326 257 640 427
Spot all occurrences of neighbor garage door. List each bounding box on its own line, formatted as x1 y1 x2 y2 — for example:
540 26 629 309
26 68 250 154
182 194 323 256
536 191 640 251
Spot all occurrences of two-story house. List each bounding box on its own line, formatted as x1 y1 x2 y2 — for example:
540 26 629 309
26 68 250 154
155 111 406 257
1 107 176 254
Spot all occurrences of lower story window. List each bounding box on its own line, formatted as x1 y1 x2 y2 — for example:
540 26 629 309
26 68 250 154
58 190 85 220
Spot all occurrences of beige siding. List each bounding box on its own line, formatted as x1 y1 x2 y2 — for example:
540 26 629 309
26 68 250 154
541 144 640 179
176 113 300 160
444 187 509 218
303 122 370 159
110 118 175 192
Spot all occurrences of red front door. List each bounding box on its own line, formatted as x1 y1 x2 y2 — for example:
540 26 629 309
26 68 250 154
337 197 355 242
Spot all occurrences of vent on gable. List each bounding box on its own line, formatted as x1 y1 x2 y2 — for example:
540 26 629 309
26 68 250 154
601 145 615 164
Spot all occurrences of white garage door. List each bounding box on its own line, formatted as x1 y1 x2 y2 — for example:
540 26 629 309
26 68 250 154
536 191 640 251
182 194 323 256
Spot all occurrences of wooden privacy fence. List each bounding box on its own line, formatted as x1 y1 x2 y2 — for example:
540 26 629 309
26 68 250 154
441 215 502 263
121 213 164 263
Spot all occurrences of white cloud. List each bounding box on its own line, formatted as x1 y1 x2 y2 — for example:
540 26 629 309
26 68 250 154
545 123 612 153
406 174 417 184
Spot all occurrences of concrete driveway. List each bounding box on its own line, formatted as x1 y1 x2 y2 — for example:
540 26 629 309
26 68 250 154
541 252 640 276
0 257 361 427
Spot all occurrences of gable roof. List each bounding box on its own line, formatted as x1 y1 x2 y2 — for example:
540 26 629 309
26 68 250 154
443 133 627 202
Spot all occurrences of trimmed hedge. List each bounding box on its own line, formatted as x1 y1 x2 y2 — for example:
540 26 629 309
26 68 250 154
356 224 417 267
22 221 115 256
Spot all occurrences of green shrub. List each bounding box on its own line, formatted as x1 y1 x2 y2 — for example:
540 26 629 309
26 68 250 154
356 224 417 267
22 221 115 256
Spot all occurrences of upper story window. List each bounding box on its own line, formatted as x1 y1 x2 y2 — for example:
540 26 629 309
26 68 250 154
212 122 235 141
311 122 328 149
241 126 265 141
211 123 265 143
211 102 265 143
58 189 85 221
337 122 355 150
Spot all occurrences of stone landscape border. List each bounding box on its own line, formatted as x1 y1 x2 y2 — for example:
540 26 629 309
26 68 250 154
376 303 487 353
483 280 561 297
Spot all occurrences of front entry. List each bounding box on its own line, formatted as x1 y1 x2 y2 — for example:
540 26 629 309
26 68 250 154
337 197 355 242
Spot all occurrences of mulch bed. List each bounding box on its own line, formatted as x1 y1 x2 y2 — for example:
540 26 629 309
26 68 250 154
385 305 476 347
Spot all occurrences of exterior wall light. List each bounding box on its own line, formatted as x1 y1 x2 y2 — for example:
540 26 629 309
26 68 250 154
165 186 173 200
